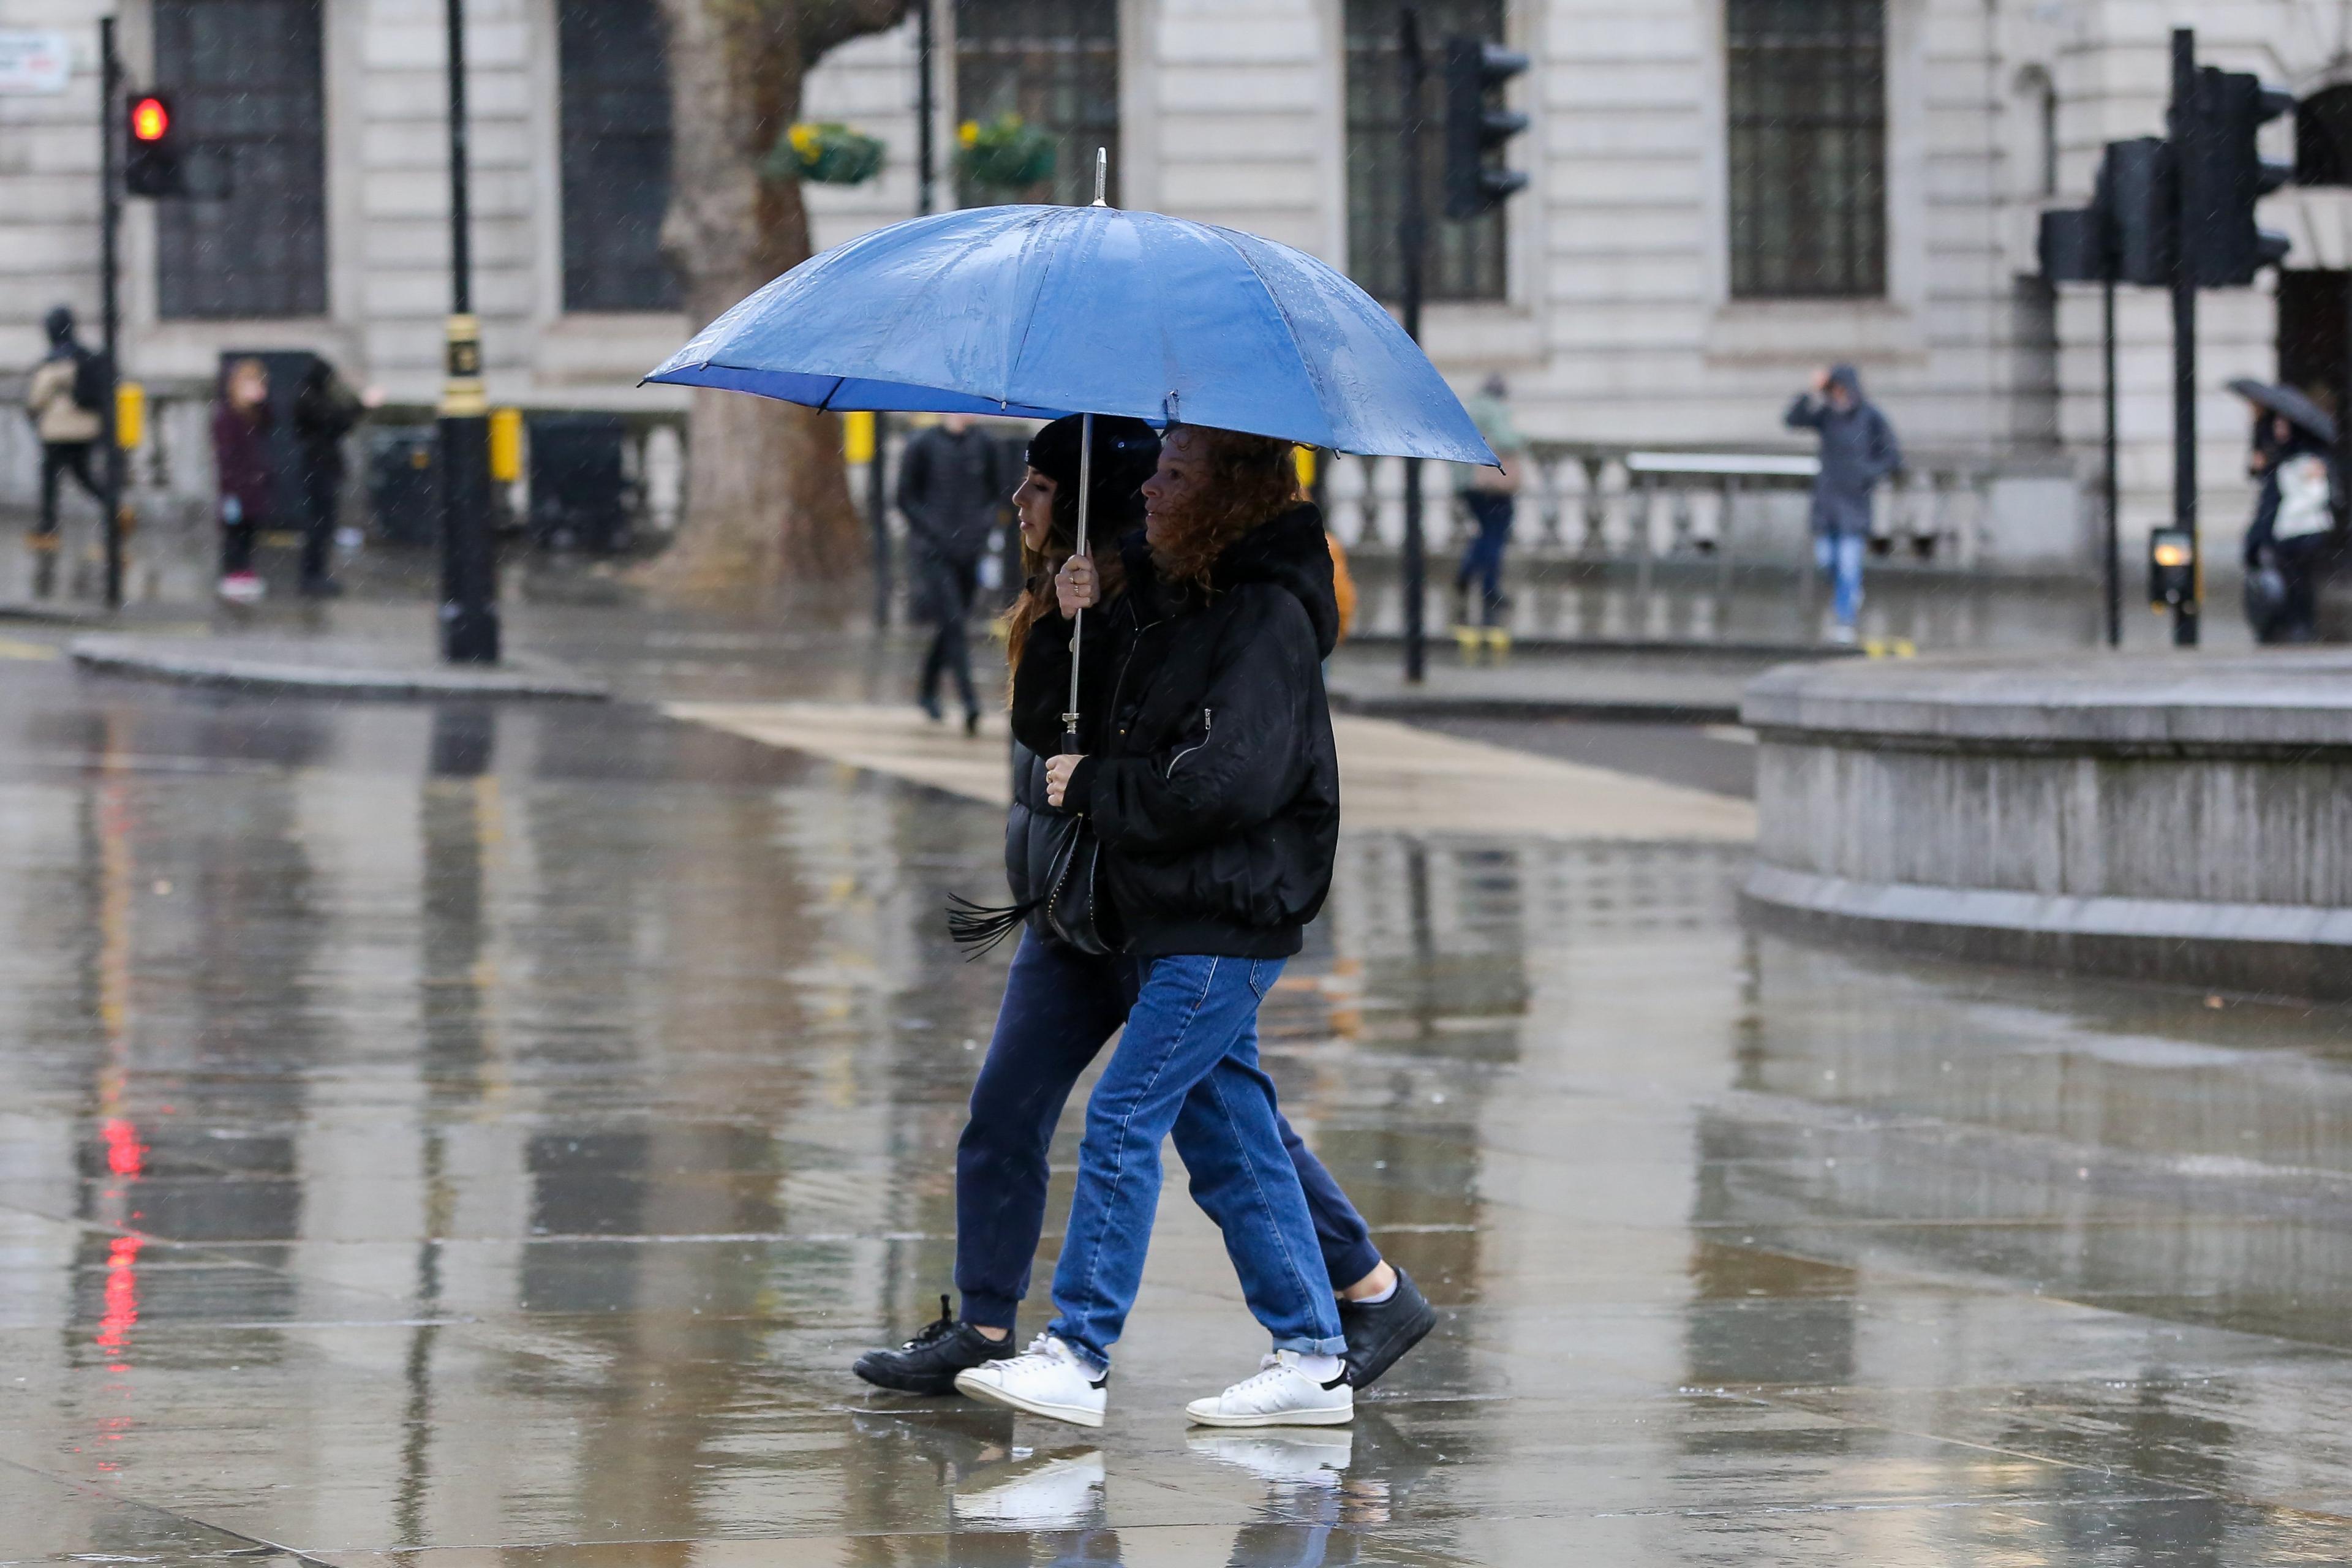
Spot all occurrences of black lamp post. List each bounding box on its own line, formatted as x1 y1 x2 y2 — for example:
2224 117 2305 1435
439 0 498 663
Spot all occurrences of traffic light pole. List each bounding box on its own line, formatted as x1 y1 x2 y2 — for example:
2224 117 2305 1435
439 0 499 663
1397 7 1428 685
2169 27 2201 647
2102 276 2120 648
97 18 124 611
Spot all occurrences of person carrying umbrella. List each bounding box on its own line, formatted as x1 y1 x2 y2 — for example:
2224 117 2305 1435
851 415 1434 1408
643 192 1497 1430
2232 380 2342 644
938 422 1354 1428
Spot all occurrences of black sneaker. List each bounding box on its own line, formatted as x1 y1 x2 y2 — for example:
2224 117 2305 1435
1340 1268 1437 1389
854 1295 1016 1396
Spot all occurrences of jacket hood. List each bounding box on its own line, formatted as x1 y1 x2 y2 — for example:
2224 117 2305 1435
1211 502 1341 659
43 307 75 352
1829 364 1863 401
1121 502 1343 658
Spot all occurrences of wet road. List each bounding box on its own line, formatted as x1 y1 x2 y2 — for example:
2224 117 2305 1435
3 651 2351 1564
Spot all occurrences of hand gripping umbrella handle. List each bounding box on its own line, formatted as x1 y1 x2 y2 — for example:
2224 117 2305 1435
1061 411 1095 755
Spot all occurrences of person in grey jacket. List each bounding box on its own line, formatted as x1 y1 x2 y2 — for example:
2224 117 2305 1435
1785 363 1901 643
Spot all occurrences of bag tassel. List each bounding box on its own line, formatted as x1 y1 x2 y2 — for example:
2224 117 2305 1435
946 892 1039 959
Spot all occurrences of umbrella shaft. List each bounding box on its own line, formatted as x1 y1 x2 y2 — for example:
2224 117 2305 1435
1064 413 1097 751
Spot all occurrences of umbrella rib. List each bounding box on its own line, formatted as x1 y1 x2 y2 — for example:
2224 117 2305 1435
1001 209 1065 409
1205 226 1320 420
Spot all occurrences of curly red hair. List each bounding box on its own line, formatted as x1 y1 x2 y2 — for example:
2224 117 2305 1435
1147 425 1302 589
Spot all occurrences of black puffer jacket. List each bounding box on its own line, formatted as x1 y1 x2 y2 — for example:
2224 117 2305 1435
1012 503 1341 958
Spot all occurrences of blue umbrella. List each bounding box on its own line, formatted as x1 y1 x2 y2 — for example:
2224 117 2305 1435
643 203 1497 466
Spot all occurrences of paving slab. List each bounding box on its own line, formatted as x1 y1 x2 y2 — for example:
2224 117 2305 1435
68 631 610 700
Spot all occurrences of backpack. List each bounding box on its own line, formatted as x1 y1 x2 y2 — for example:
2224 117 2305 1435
70 349 110 415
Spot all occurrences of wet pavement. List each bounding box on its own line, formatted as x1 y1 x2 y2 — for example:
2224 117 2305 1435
4 628 2352 1563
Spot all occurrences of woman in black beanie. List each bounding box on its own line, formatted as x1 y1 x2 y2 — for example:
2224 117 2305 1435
852 415 1431 1404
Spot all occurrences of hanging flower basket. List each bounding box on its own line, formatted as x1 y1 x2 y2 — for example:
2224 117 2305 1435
770 121 886 186
956 113 1057 191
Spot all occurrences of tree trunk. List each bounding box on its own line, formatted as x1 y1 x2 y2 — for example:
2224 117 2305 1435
646 0 905 601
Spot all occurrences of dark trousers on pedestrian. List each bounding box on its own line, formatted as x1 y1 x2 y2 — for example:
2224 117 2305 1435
38 442 102 538
300 465 341 587
1455 491 1515 623
918 554 979 718
2272 533 2332 643
954 929 1381 1332
219 521 255 576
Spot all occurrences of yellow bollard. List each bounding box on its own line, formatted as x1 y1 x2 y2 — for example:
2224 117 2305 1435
844 410 876 466
488 407 523 483
115 381 145 449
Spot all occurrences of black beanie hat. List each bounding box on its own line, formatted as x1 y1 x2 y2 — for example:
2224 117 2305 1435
1026 414 1161 504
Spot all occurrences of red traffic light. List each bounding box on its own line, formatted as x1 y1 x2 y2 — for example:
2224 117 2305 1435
130 96 170 143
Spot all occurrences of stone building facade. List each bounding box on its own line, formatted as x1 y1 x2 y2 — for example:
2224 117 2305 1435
4 0 2349 566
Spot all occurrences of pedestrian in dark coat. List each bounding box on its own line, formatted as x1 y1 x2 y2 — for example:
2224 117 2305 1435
1786 363 1902 642
291 359 365 597
2243 413 2341 644
897 413 1012 732
211 358 275 603
943 426 1359 1428
851 417 1434 1409
23 306 104 594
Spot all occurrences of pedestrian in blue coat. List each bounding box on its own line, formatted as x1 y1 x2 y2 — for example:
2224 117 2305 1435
1786 363 1901 643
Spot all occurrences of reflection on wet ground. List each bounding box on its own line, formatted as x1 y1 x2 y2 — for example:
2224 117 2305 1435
1 658 2348 1564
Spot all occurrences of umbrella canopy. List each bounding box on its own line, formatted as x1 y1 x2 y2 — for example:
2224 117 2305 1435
2227 377 2339 445
644 204 1498 467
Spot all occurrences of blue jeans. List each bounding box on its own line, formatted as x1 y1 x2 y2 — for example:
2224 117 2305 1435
1455 491 1515 620
1047 952 1346 1369
956 932 1380 1331
1815 532 1865 627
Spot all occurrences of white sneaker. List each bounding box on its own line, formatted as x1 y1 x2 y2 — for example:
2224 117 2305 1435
954 1333 1107 1428
1186 1428 1353 1483
1184 1351 1354 1428
951 1447 1105 1528
1828 620 1858 646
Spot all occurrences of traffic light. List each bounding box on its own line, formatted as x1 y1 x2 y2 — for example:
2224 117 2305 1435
1442 36 1528 220
2149 526 2196 610
2179 67 2293 287
124 92 185 198
2103 137 2177 287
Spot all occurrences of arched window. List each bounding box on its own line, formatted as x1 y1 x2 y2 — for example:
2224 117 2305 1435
1726 0 1886 300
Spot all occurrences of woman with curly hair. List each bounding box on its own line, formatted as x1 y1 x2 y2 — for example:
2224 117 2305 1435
852 418 1431 1412
946 423 1367 1430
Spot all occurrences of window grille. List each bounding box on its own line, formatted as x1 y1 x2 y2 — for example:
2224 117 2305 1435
1344 0 1509 303
559 0 680 312
155 0 328 320
953 0 1120 209
1726 0 1887 299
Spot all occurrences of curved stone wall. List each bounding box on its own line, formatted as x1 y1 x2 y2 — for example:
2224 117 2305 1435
1741 651 2352 999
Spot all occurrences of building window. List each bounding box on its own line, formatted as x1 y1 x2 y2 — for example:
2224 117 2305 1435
1726 0 1886 299
952 0 1119 208
1344 0 1509 304
154 0 327 320
559 0 679 312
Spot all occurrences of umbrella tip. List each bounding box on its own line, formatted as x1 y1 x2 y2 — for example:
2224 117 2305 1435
1092 147 1109 207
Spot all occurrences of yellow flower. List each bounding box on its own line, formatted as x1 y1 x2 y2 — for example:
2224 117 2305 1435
790 123 817 156
959 119 979 148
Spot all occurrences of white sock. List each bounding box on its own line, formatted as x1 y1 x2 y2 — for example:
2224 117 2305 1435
1355 1276 1398 1305
1291 1351 1344 1383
